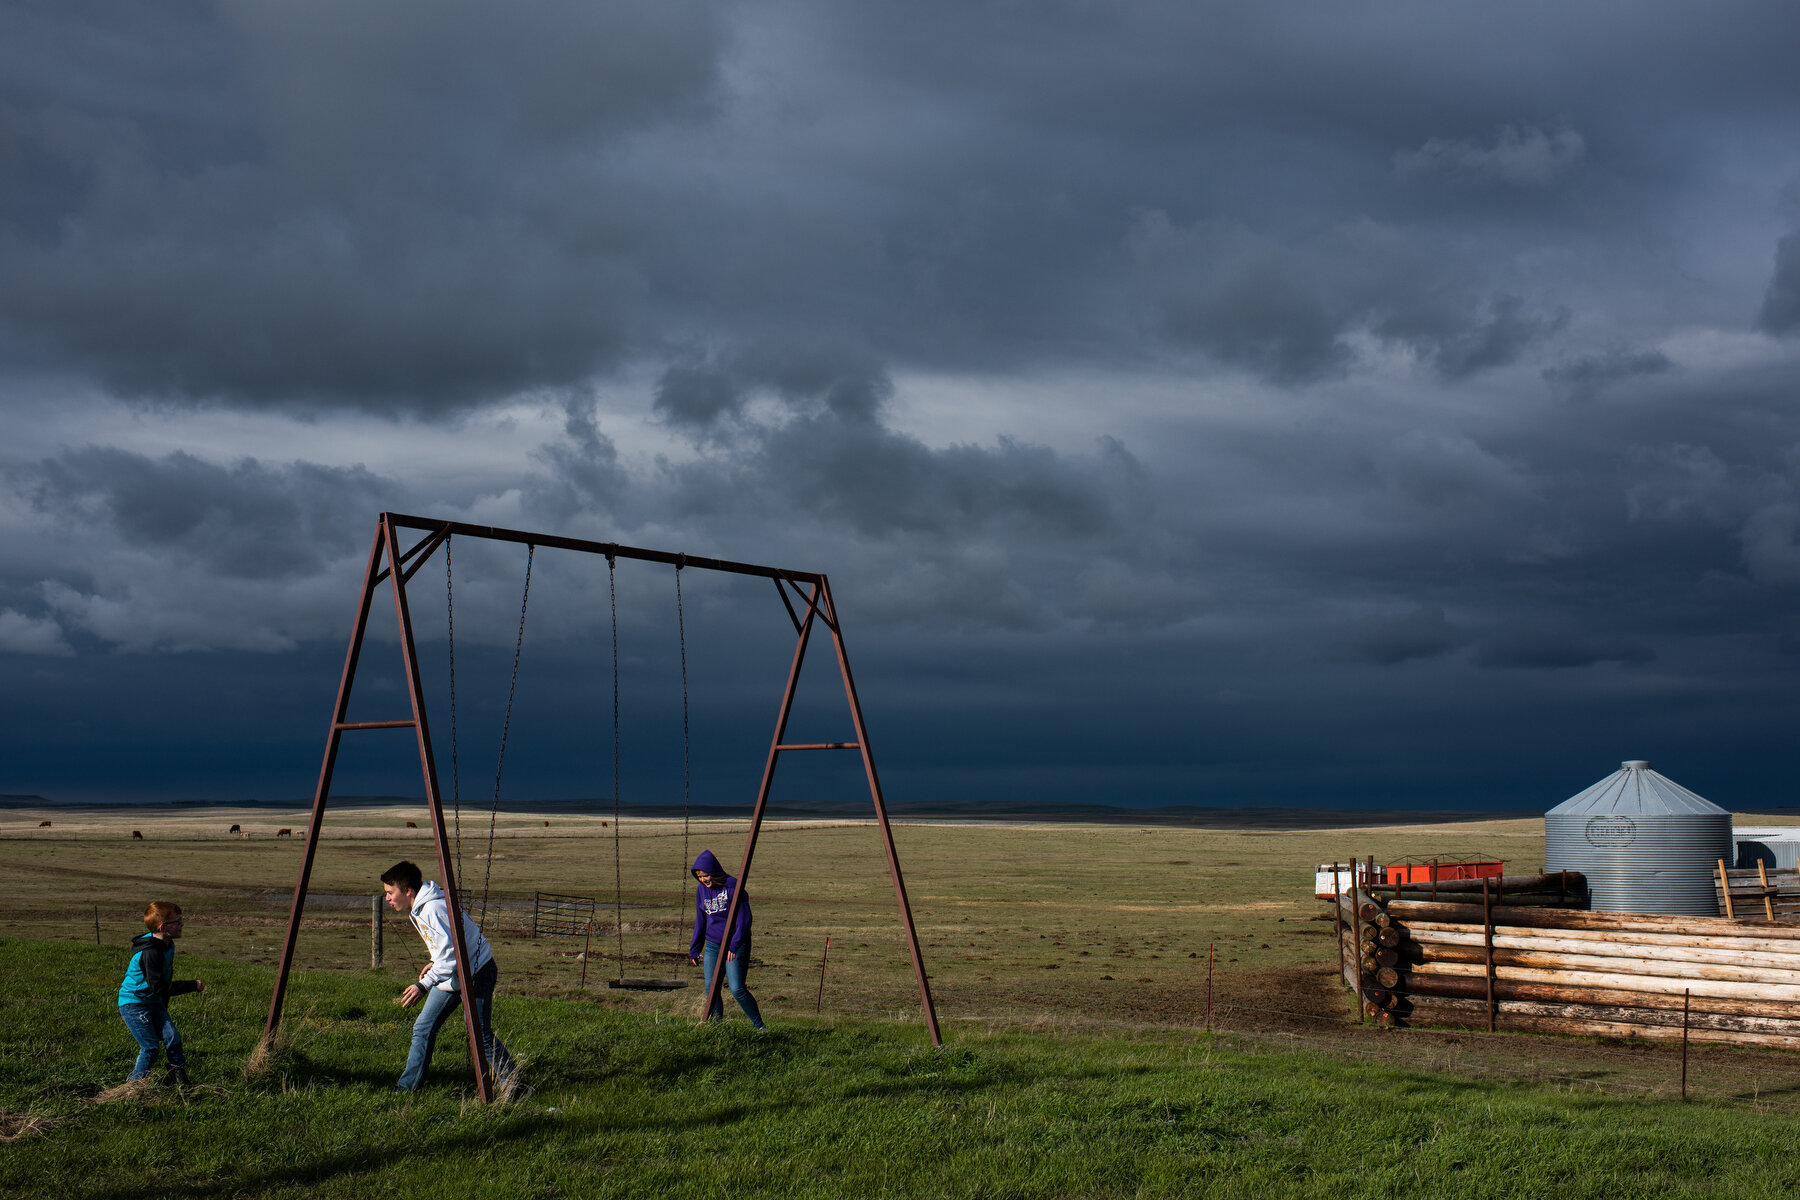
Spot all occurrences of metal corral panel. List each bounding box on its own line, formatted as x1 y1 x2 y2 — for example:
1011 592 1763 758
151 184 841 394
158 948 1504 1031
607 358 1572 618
1543 760 1732 917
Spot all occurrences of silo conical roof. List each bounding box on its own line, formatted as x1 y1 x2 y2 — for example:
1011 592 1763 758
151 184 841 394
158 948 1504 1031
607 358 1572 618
1544 760 1732 916
1547 760 1728 817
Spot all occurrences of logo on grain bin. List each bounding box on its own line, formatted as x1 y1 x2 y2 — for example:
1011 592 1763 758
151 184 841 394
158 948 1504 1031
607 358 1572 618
1584 814 1637 847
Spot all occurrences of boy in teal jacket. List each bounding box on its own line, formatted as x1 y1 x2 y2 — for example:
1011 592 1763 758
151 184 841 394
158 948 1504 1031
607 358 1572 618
117 901 204 1084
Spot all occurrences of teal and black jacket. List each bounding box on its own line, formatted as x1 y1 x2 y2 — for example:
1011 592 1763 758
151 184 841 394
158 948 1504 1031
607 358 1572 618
117 933 198 1007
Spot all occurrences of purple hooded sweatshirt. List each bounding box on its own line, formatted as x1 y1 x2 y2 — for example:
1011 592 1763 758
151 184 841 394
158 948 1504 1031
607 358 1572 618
689 849 751 957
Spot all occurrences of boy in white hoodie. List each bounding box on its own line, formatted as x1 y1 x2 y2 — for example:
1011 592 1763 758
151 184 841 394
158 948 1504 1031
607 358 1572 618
380 860 516 1092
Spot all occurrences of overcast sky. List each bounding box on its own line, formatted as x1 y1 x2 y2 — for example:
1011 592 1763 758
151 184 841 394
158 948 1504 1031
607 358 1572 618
5 1 1800 813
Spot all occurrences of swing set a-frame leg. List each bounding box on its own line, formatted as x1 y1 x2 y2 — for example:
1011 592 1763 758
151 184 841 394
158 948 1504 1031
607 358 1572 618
260 515 494 1103
704 576 943 1045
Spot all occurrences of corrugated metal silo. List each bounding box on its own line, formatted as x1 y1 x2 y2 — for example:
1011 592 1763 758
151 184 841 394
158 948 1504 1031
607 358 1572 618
1543 760 1732 916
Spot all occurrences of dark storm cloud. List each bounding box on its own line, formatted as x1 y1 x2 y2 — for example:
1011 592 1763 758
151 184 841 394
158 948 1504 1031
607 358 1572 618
8 2 1800 809
1543 348 1675 401
536 344 1162 629
1758 231 1800 335
0 0 724 411
24 447 393 579
1394 124 1588 189
529 398 628 520
649 347 1133 544
6 0 1797 417
1332 606 1467 666
1472 626 1655 670
1125 213 1567 383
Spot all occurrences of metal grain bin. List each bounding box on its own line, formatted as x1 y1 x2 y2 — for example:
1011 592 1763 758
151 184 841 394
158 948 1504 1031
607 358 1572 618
1543 760 1732 916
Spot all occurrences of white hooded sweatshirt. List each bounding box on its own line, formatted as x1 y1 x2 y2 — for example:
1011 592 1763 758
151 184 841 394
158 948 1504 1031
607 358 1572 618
408 880 495 991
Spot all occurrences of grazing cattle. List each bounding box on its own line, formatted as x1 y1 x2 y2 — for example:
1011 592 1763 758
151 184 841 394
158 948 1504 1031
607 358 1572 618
229 824 240 833
543 820 550 827
131 830 143 840
276 828 292 838
405 821 418 828
240 830 250 839
38 820 51 828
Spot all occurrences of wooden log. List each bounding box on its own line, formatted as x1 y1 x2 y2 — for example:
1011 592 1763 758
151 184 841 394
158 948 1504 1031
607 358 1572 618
1398 960 1800 1002
1375 926 1402 948
1337 888 1387 926
1376 887 1587 906
1390 971 1800 1020
1407 944 1800 986
1404 995 1800 1038
1401 996 1800 1050
1400 920 1800 959
1366 967 1399 990
1388 899 1800 939
1403 925 1800 969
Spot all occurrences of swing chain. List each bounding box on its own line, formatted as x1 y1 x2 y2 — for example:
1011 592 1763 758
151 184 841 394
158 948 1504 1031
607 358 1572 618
609 553 626 976
445 534 462 888
674 559 693 974
480 543 534 928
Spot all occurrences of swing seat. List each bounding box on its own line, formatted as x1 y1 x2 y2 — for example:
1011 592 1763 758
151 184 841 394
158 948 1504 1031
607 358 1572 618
608 978 689 991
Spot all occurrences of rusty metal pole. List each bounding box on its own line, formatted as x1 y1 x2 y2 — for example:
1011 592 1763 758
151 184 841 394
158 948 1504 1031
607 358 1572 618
816 935 831 1015
263 523 387 1049
580 920 593 990
371 895 383 968
818 577 943 1046
384 515 493 1104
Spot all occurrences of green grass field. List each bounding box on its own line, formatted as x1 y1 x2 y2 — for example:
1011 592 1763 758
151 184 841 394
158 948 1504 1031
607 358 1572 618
8 809 1800 1196
4 937 1800 1198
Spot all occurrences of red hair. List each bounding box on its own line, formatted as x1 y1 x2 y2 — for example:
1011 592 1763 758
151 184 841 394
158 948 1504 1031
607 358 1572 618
143 901 183 931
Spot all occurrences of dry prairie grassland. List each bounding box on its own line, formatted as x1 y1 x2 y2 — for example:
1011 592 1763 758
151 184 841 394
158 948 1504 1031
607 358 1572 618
0 804 1547 1025
14 803 1800 1107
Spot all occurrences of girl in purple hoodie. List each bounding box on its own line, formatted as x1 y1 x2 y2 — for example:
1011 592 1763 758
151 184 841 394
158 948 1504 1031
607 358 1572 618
688 849 766 1030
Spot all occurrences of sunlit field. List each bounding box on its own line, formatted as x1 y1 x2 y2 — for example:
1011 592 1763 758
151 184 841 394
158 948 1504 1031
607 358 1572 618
6 806 1800 1197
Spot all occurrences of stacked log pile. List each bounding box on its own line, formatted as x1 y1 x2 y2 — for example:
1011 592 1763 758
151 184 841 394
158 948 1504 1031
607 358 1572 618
1332 872 1800 1049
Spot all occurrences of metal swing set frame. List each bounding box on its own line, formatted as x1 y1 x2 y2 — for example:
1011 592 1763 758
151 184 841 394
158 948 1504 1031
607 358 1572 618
259 512 943 1103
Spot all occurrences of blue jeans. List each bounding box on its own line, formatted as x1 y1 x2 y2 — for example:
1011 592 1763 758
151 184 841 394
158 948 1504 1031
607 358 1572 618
397 958 514 1091
119 1003 186 1081
702 939 765 1029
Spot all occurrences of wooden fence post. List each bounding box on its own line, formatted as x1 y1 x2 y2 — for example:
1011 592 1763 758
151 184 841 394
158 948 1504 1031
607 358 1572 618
1681 988 1690 1099
1351 853 1366 1020
1483 878 1496 1033
1332 862 1344 981
371 894 383 968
